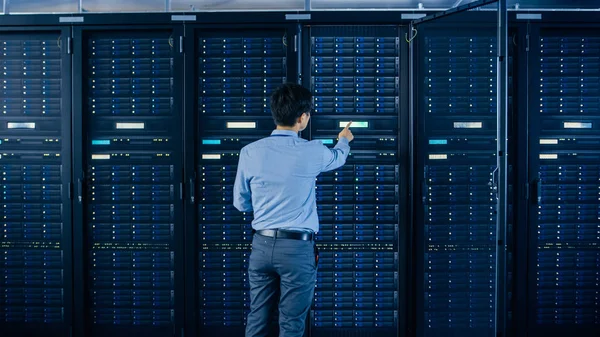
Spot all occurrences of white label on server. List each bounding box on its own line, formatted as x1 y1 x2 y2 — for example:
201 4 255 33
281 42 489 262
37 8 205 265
7 122 35 129
92 154 111 160
226 122 256 129
453 122 482 129
116 122 145 129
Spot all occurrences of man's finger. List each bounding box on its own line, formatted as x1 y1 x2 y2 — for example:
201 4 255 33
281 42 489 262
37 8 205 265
344 121 353 129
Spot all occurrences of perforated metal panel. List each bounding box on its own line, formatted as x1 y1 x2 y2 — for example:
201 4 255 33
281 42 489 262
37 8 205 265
82 31 181 337
307 25 400 337
528 31 600 337
195 29 288 336
417 29 498 337
0 30 72 337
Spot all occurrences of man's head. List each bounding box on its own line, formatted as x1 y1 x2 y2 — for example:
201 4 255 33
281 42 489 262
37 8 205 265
270 83 313 132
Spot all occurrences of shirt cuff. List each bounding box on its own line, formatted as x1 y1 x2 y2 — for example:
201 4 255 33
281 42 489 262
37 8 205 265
337 137 350 146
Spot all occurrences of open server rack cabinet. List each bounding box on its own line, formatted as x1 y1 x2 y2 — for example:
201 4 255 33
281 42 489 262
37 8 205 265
411 16 518 337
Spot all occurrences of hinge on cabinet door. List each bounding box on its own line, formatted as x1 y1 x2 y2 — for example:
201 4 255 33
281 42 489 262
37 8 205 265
179 36 184 54
294 35 298 52
525 34 530 52
77 178 83 203
189 172 196 204
422 166 429 204
536 173 542 204
67 37 72 54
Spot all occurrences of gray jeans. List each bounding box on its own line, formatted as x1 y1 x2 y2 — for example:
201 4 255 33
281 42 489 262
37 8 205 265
245 233 317 337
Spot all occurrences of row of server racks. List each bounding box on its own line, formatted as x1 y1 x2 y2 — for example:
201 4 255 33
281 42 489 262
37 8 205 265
0 12 598 337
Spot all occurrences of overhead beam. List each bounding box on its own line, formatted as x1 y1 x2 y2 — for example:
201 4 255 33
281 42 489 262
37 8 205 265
410 0 498 25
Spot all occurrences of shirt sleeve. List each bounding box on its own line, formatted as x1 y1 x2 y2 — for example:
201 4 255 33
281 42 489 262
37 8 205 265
320 137 351 173
233 148 253 212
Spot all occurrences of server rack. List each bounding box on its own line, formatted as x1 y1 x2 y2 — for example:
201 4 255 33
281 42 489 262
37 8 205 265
0 27 73 337
73 27 186 337
527 27 600 337
304 25 401 337
414 27 499 337
188 26 296 336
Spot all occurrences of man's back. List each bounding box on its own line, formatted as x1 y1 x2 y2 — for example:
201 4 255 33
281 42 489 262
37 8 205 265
233 129 350 233
235 83 353 337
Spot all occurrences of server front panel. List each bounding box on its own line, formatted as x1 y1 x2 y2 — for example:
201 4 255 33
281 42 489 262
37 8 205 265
82 31 181 337
196 30 288 336
307 26 400 337
0 31 71 337
530 32 600 337
417 31 498 337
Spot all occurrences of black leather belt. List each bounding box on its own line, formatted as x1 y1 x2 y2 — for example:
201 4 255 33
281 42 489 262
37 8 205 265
254 229 314 241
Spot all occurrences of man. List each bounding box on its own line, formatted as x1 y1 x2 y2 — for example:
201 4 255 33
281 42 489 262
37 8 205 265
233 83 354 337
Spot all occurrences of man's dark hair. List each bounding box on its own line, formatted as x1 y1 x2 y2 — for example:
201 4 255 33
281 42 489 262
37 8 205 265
270 83 313 127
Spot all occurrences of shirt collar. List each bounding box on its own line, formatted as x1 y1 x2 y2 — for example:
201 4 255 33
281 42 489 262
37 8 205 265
271 129 299 138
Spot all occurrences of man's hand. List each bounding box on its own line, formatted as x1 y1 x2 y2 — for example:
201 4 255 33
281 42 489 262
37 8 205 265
338 121 354 142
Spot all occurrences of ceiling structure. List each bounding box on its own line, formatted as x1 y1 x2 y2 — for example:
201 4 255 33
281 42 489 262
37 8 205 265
3 0 599 14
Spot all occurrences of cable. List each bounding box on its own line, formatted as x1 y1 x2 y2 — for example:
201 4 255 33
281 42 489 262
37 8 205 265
405 27 418 43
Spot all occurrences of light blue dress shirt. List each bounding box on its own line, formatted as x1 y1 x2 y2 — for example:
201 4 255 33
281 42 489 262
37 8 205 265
233 129 350 233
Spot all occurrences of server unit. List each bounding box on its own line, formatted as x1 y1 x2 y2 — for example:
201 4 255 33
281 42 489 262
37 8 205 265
0 29 73 337
305 26 400 337
527 30 600 337
77 29 184 337
415 29 498 337
193 28 290 336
